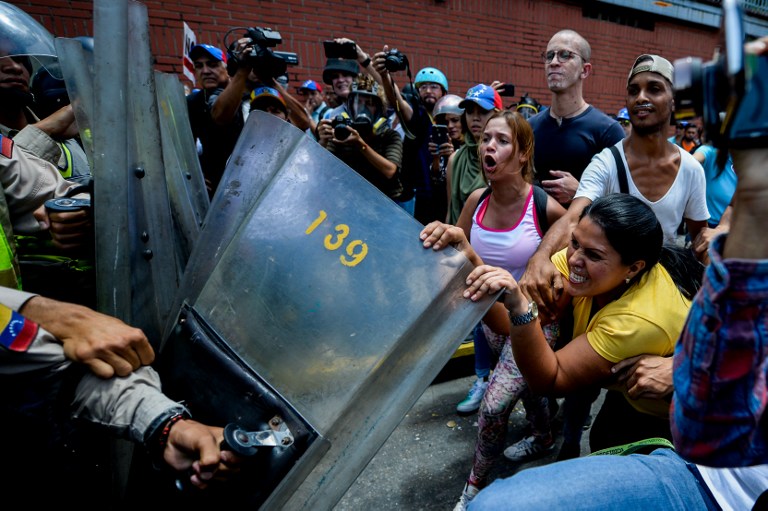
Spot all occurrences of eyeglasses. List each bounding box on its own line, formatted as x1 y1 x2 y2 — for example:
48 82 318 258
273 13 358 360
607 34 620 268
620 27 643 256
418 83 441 91
541 49 582 64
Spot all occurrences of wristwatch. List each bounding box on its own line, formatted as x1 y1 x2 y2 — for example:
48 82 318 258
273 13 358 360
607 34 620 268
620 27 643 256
509 301 538 326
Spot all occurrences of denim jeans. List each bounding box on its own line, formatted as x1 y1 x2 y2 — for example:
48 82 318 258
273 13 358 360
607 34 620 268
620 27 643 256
473 322 491 379
395 196 415 216
468 448 719 511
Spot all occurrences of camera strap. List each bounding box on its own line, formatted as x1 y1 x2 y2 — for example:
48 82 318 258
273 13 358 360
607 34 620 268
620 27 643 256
391 63 420 140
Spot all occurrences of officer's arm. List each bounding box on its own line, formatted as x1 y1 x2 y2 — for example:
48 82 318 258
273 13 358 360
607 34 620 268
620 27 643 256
17 293 155 378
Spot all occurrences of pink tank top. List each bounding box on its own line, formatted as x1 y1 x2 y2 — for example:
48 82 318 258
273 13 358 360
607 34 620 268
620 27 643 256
470 187 543 280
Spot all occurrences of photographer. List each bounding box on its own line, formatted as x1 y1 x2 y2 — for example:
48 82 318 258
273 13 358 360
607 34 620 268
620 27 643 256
316 74 405 205
189 30 304 198
373 46 448 223
186 43 242 198
320 38 382 123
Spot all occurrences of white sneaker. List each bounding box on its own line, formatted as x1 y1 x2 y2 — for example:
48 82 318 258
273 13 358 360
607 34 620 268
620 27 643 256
456 378 488 415
452 482 479 511
503 435 555 461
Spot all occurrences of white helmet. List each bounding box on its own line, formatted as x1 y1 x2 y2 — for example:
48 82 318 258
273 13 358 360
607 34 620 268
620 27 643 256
432 94 464 120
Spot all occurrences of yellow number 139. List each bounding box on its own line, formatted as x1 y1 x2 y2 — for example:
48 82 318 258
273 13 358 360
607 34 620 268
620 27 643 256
306 210 368 267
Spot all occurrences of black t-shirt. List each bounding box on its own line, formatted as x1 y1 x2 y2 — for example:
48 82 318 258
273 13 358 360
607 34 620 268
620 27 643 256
528 105 625 183
187 88 246 196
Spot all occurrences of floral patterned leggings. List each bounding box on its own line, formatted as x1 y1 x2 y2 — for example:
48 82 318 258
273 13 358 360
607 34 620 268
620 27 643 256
467 322 556 488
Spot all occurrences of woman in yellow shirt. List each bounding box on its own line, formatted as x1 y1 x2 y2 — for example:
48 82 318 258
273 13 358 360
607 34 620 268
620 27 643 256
461 193 703 452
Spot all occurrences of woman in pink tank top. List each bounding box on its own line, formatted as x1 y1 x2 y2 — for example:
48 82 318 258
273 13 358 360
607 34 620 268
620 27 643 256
420 110 566 510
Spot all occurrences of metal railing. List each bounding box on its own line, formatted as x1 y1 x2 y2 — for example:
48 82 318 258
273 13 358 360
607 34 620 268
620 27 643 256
698 0 768 17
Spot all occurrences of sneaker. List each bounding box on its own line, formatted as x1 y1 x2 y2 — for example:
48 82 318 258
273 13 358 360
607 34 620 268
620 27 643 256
503 435 555 461
452 483 479 511
456 378 488 415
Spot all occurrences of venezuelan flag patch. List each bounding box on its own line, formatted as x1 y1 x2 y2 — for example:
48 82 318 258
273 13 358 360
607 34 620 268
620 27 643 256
0 134 13 159
0 305 38 352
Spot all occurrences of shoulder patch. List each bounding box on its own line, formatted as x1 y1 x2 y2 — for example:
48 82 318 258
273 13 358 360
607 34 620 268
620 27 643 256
0 305 38 353
0 134 13 159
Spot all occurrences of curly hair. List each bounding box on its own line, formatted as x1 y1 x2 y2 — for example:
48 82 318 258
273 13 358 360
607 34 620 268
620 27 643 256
351 73 388 110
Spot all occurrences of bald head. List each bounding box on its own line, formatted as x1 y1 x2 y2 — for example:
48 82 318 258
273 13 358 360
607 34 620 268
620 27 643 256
550 30 591 62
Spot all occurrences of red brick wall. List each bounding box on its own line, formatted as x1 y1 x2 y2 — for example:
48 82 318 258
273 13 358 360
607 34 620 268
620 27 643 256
14 0 719 115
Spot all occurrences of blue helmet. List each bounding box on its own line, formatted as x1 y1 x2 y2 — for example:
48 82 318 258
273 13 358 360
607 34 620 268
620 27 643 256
414 67 448 92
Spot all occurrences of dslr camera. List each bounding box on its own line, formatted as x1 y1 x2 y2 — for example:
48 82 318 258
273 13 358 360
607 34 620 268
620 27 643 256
232 26 299 79
332 115 353 140
384 48 408 72
672 0 768 156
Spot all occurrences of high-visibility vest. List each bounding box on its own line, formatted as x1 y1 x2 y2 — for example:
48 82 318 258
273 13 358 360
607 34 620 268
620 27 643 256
0 135 21 289
56 141 73 178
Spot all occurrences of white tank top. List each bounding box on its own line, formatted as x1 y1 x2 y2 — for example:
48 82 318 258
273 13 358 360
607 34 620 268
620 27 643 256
470 187 543 280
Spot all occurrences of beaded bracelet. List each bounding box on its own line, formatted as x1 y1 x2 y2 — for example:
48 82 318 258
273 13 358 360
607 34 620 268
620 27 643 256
157 412 187 450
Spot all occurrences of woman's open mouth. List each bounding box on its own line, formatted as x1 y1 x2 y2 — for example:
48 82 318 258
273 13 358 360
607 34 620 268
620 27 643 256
483 154 497 173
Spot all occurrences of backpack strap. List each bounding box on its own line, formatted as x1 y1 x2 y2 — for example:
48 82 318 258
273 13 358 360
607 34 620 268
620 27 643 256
609 144 629 194
532 185 550 234
476 185 550 234
478 186 492 205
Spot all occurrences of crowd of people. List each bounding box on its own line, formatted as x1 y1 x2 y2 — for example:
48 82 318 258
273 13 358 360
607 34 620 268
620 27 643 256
183 24 766 510
0 0 766 507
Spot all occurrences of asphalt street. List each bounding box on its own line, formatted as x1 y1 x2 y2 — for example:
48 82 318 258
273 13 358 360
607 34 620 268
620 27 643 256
336 370 604 510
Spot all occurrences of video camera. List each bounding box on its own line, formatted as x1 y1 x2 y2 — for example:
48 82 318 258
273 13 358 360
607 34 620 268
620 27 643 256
226 26 299 79
672 0 768 162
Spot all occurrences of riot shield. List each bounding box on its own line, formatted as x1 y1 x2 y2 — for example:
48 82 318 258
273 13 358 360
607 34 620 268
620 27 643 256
89 0 180 342
144 111 496 509
155 71 209 270
54 37 95 165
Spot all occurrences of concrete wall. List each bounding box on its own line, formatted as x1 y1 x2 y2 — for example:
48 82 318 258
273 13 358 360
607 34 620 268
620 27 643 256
16 0 722 115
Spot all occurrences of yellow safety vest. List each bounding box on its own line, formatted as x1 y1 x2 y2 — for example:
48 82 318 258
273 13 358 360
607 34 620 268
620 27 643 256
57 142 73 178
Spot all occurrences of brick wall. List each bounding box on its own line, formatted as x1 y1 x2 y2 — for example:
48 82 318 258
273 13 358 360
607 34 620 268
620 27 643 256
15 0 719 115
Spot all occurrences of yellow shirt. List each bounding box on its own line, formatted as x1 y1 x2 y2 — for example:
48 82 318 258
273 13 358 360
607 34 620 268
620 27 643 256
552 249 691 417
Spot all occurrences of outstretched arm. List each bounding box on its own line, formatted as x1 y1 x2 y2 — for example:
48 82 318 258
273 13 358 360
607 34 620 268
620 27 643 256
373 45 414 123
463 264 612 395
519 196 590 321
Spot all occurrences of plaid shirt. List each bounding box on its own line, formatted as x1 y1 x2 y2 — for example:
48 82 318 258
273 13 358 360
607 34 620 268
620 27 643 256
672 234 768 466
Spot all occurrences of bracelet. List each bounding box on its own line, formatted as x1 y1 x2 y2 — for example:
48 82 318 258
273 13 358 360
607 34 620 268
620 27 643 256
157 412 186 450
360 144 368 152
361 56 371 68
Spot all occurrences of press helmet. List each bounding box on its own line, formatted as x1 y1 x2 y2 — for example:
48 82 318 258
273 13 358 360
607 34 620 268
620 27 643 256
432 94 464 119
414 67 448 93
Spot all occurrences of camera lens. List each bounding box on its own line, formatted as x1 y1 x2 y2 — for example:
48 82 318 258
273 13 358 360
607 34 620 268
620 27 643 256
384 50 406 72
334 126 351 140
